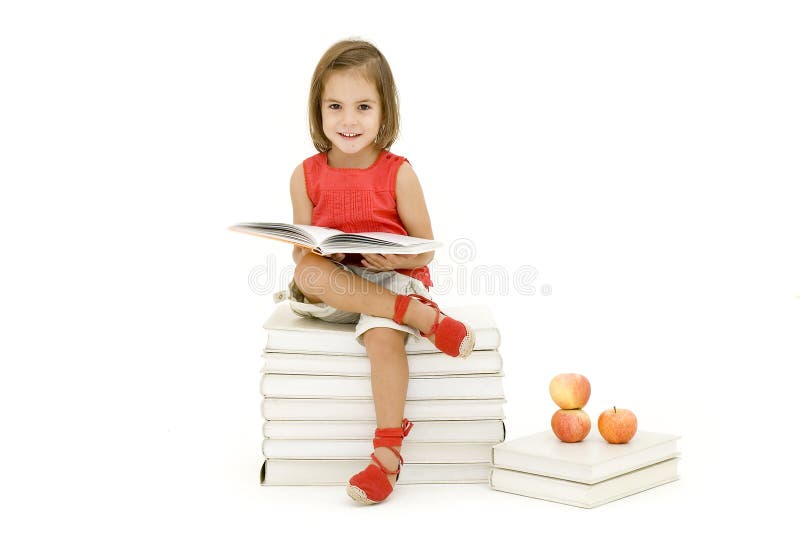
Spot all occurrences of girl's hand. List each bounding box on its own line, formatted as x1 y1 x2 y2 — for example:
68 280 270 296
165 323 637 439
360 253 413 271
325 253 346 263
294 247 345 264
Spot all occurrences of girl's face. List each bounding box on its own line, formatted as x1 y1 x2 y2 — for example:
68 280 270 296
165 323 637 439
321 70 382 159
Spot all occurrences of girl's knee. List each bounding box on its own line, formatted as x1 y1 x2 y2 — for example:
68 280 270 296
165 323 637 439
293 253 330 294
363 327 407 353
295 254 357 299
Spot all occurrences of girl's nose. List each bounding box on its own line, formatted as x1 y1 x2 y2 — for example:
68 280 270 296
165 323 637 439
342 109 357 125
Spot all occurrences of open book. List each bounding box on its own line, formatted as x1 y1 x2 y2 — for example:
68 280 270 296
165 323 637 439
230 222 442 255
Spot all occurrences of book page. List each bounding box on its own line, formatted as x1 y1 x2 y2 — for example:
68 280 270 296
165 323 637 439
230 222 316 247
327 231 439 246
318 232 442 255
231 223 441 254
295 224 344 244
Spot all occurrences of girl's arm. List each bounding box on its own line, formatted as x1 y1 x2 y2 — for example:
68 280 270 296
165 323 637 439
391 162 436 269
289 164 314 265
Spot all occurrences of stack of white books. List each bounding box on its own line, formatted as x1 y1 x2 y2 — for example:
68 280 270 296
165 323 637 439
259 304 506 485
491 431 681 508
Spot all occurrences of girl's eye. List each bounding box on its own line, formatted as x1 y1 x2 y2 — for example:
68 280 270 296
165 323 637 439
358 104 371 111
328 104 341 110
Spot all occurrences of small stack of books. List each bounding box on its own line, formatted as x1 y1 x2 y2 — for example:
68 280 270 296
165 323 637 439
259 304 506 485
490 431 681 508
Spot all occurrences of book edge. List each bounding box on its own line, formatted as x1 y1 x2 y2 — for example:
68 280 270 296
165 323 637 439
489 459 680 508
260 459 492 485
492 448 682 484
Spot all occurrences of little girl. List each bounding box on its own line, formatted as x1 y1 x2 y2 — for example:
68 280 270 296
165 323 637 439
284 39 474 504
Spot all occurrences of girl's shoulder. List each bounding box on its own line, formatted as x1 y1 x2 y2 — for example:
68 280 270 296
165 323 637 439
300 152 327 182
383 151 407 163
379 151 411 177
301 151 327 169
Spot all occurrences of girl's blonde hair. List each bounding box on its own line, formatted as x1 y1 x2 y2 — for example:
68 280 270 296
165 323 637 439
308 39 400 153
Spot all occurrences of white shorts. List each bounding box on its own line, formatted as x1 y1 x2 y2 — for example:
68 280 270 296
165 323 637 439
273 262 431 346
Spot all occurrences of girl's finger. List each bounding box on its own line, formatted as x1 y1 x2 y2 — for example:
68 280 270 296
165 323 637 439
363 258 387 271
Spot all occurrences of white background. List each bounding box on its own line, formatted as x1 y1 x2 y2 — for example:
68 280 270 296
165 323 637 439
1 1 798 530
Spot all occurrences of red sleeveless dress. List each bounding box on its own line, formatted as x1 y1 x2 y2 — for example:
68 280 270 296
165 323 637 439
303 150 432 288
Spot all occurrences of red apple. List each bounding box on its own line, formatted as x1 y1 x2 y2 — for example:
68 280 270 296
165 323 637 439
549 373 591 409
598 407 638 444
551 409 591 443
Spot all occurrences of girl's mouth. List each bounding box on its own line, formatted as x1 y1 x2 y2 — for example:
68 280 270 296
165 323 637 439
339 132 361 139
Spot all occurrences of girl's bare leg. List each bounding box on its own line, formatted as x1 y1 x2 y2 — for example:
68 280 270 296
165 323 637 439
294 253 442 338
361 327 409 487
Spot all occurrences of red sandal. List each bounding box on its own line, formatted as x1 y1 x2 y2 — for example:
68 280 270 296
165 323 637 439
346 418 413 504
393 294 475 358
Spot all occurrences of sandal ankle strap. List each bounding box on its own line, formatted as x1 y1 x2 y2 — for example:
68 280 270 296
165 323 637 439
373 418 413 448
393 294 442 339
370 449 403 475
393 294 412 325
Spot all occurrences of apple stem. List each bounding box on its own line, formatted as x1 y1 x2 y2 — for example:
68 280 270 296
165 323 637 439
613 406 617 413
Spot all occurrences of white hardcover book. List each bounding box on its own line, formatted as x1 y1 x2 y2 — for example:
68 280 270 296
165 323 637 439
261 459 491 485
261 373 505 400
263 419 506 442
492 431 680 484
263 440 493 462
490 457 680 508
262 397 507 421
263 304 501 354
261 350 503 376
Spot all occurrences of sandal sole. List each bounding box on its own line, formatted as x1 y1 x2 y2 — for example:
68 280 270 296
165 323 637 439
346 483 379 505
456 324 475 358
